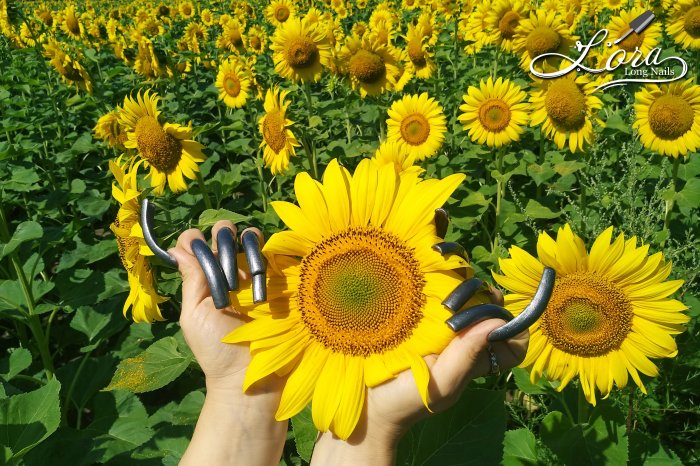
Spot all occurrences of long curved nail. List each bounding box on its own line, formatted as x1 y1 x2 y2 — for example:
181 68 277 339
487 267 556 342
217 228 239 291
433 241 469 262
442 277 483 312
242 231 266 302
434 208 449 239
191 239 230 309
446 304 514 332
140 198 177 268
252 274 267 303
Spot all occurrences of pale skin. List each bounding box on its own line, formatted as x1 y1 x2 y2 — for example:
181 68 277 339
175 220 528 466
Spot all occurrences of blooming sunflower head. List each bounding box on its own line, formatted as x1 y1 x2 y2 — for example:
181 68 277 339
258 86 300 175
95 109 128 149
386 92 446 162
215 58 252 109
404 24 436 80
597 7 661 66
271 17 331 83
371 140 423 176
458 76 530 148
633 78 700 158
265 0 296 27
245 25 268 54
667 1 700 50
338 35 399 97
512 10 577 72
493 224 689 405
487 0 530 52
223 159 483 439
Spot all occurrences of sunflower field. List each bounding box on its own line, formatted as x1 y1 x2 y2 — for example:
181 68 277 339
1 0 699 464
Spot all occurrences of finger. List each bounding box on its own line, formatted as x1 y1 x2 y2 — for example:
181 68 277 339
241 228 267 303
442 277 483 312
169 228 209 316
212 221 238 291
210 220 238 254
489 286 504 306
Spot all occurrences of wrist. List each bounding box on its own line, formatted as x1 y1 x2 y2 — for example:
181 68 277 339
311 420 401 466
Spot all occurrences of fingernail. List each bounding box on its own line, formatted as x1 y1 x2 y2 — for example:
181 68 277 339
242 231 266 276
252 274 267 303
191 238 230 309
434 208 449 239
140 198 177 268
442 278 483 312
446 304 513 332
432 241 469 262
217 227 239 291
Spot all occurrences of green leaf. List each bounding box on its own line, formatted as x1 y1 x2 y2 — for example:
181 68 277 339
553 161 586 177
106 337 193 393
197 209 251 229
512 367 558 395
0 378 61 459
603 112 631 134
527 163 556 186
0 221 43 260
291 405 316 462
502 428 538 466
76 191 111 218
21 427 97 466
149 390 204 427
69 305 111 345
675 178 700 215
524 199 560 219
70 179 86 194
628 431 683 466
0 348 32 380
540 402 628 466
4 167 41 192
397 388 506 466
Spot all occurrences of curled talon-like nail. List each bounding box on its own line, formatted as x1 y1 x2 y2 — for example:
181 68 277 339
446 303 514 332
242 231 267 303
487 267 556 342
217 228 239 291
191 239 231 309
442 277 483 312
434 208 449 239
433 241 469 262
140 198 177 268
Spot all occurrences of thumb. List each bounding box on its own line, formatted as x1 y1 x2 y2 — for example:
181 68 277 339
169 229 210 314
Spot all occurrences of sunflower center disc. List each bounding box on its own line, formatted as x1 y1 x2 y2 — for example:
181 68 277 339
134 116 182 172
66 14 80 35
499 10 520 39
224 75 241 97
685 7 700 38
649 94 694 139
349 49 386 84
250 36 261 49
407 40 427 67
275 6 290 22
617 27 644 52
262 110 287 153
285 37 319 69
298 226 425 356
229 29 243 46
479 98 512 132
544 79 586 131
400 113 430 145
526 27 562 58
541 273 633 357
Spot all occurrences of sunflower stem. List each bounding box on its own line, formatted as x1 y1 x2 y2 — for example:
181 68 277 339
492 148 505 256
663 156 681 237
195 171 213 210
577 382 589 424
302 83 319 180
255 150 268 212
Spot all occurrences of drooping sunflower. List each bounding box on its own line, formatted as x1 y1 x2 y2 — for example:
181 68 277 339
667 1 700 50
494 224 688 405
43 41 93 93
224 159 484 439
62 4 83 40
386 93 446 162
597 7 661 68
633 79 700 158
109 157 168 323
530 71 603 153
215 58 252 109
95 109 128 149
487 0 531 53
35 4 54 28
258 86 300 175
271 17 331 83
119 90 206 194
265 0 296 27
372 140 423 176
216 20 245 52
458 77 529 148
403 24 436 80
338 35 399 97
513 10 577 72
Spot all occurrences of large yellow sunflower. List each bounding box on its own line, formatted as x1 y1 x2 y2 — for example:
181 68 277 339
667 0 700 50
633 79 700 158
597 7 661 68
338 35 399 97
119 90 206 194
109 157 168 323
215 58 252 109
513 10 577 72
458 77 529 148
271 17 331 83
487 0 531 53
386 93 446 162
258 86 300 175
265 0 296 27
223 159 484 439
493 225 688 405
530 71 603 153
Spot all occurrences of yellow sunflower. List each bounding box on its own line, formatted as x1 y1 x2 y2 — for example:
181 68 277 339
62 4 83 40
109 157 168 323
215 58 252 109
597 7 661 68
224 159 484 439
259 86 300 175
119 90 206 194
386 93 446 162
201 8 215 26
458 77 529 148
36 4 54 28
604 0 625 11
530 70 603 153
494 224 688 405
179 1 195 19
271 17 331 83
43 41 93 93
338 35 399 97
461 1 494 56
372 140 423 176
245 25 268 54
513 10 577 72
487 0 531 53
216 20 245 52
403 24 436 80
633 79 700 158
94 109 128 149
667 1 700 50
265 0 297 27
